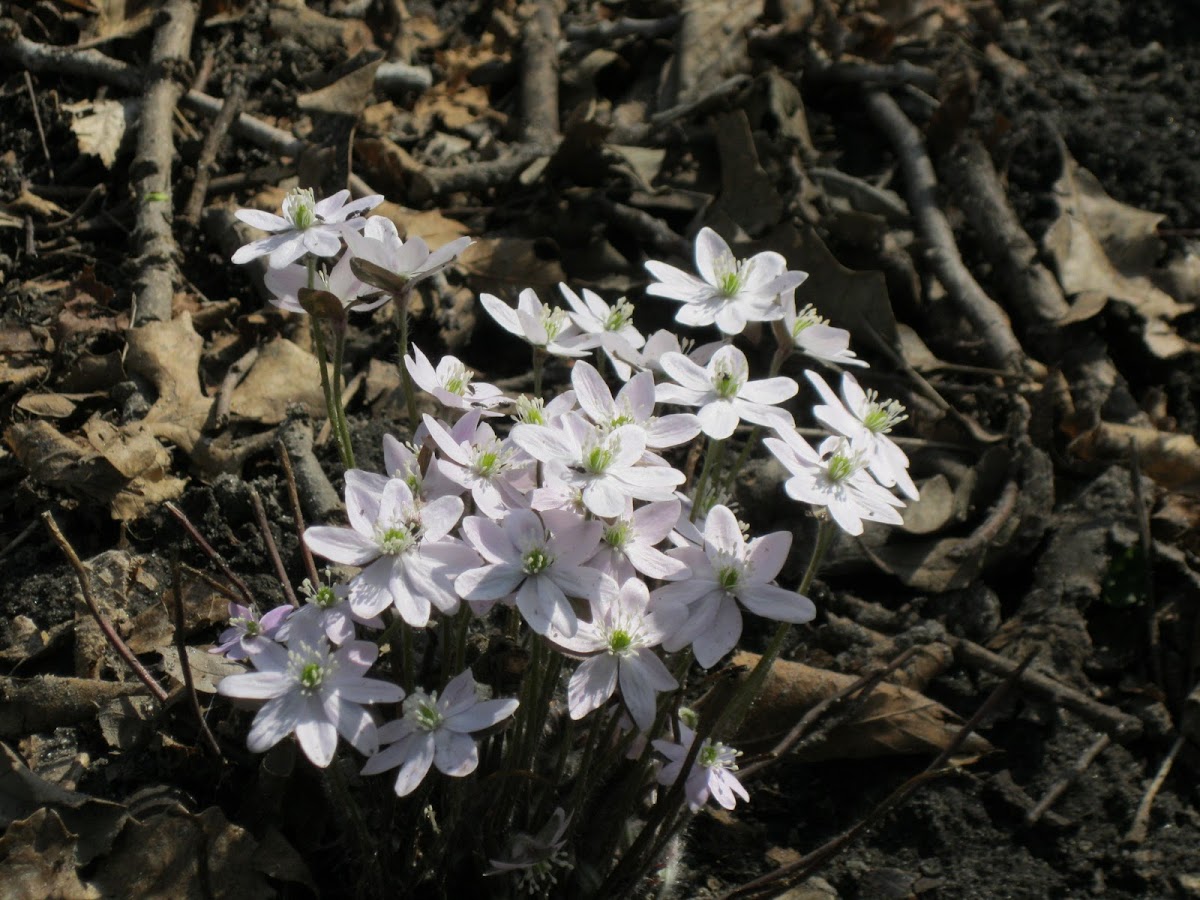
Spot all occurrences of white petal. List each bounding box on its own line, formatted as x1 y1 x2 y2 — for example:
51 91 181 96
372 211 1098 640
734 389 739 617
568 655 618 720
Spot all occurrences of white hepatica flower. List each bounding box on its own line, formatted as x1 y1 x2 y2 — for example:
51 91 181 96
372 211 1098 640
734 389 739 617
455 509 614 636
217 619 403 767
263 252 381 316
511 414 685 518
361 668 518 796
587 498 692 582
559 283 646 380
488 808 573 891
635 329 723 380
655 505 816 668
232 187 382 268
644 227 806 335
655 344 798 440
405 343 506 414
345 216 474 294
806 370 917 500
780 294 866 367
423 412 532 519
553 578 684 731
653 721 749 811
382 432 458 502
278 573 382 646
480 288 592 358
763 429 905 535
572 361 700 451
303 472 479 626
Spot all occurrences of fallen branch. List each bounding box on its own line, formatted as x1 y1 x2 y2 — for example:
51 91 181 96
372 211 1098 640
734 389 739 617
42 513 169 704
565 15 680 42
1124 734 1185 844
182 76 247 227
1025 732 1111 825
278 418 343 523
864 91 1032 374
521 0 561 144
131 0 197 325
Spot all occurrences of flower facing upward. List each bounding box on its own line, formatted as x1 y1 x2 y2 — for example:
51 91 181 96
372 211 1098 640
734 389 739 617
217 620 403 767
644 227 806 335
212 602 291 660
558 283 646 380
653 721 749 811
232 188 382 268
361 668 518 796
655 505 815 668
655 344 798 440
553 578 684 730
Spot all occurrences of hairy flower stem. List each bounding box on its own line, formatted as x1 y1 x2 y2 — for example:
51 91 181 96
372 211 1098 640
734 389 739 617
330 319 356 469
690 438 725 520
306 258 353 471
720 350 782 492
532 347 547 396
401 622 416 694
322 756 387 897
393 286 420 427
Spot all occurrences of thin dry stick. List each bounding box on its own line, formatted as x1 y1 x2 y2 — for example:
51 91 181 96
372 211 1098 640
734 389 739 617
42 513 169 704
23 70 53 177
863 90 1031 374
1026 732 1111 825
1124 734 1185 844
181 562 241 603
723 653 1036 900
738 646 922 781
248 486 299 608
131 0 198 325
164 502 257 607
278 442 321 587
208 345 259 433
171 558 222 755
182 76 247 227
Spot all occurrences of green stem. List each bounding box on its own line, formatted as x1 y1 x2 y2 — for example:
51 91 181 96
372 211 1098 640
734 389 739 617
394 288 419 428
690 437 725 520
330 320 356 469
310 323 352 471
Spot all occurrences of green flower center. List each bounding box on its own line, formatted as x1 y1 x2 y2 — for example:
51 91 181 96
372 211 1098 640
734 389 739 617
604 300 634 332
585 444 615 474
827 452 855 482
404 691 443 731
515 396 546 425
714 369 741 399
378 524 416 555
790 304 827 337
475 448 500 476
233 617 260 636
609 629 633 653
523 548 553 575
298 662 324 689
285 188 317 230
717 566 740 591
603 522 630 548
443 363 472 396
698 742 722 767
543 309 570 342
861 391 907 434
313 586 338 609
718 271 742 297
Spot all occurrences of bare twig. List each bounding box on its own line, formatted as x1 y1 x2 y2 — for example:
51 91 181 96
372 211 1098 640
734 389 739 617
806 56 940 93
1026 732 1111 825
164 502 257 608
864 91 1031 374
948 479 1020 559
170 558 222 755
42 513 169 704
130 0 197 325
0 19 142 90
1124 734 1185 844
565 15 680 42
375 61 433 94
590 196 690 258
278 442 321 587
724 654 1036 900
278 419 343 523
521 0 562 144
209 345 259 433
0 520 39 562
23 70 53 178
612 74 752 144
248 486 299 608
182 76 246 227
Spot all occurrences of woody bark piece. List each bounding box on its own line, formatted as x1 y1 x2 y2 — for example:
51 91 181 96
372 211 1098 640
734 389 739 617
279 419 343 523
939 137 1071 341
521 0 562 144
864 91 1031 374
131 0 197 326
671 0 760 106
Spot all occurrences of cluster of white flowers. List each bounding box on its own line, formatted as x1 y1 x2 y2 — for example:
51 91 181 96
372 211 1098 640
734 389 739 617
217 193 920 887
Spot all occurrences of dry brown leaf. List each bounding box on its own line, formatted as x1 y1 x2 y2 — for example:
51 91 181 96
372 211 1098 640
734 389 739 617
0 808 101 899
15 393 83 419
0 677 148 739
709 109 784 236
1070 422 1200 494
125 575 228 655
161 646 247 694
734 652 992 761
84 417 170 480
898 473 956 535
62 99 132 168
2 188 68 220
1045 150 1197 358
0 362 47 389
297 57 383 116
461 237 567 297
228 337 325 424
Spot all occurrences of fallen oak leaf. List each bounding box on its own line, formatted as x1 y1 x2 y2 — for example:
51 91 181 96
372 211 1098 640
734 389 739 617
1070 421 1200 494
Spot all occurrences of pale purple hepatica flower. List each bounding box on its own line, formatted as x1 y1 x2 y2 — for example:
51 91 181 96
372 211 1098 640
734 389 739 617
653 721 749 811
588 498 691 583
423 413 532 519
763 430 905 535
381 432 458 502
361 668 518 796
655 344 798 440
487 807 572 891
510 414 684 519
571 360 701 452
479 288 592 358
303 471 478 627
217 619 403 767
345 216 474 294
558 283 646 380
232 187 382 268
644 227 805 336
806 370 917 500
656 505 816 668
211 602 292 660
263 252 385 316
777 293 867 367
455 508 614 636
634 328 723 381
405 343 507 414
277 574 383 646
552 578 684 731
